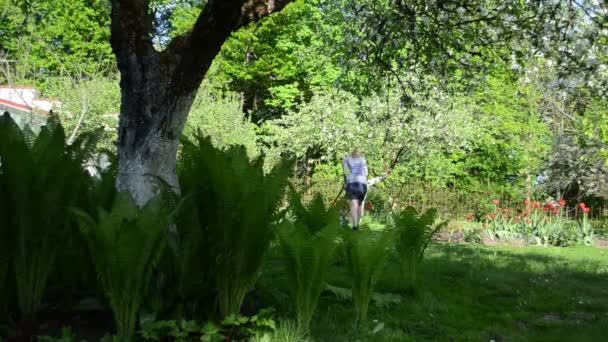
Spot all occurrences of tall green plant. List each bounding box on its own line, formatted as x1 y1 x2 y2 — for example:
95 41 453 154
72 193 170 342
393 207 446 291
0 113 92 317
276 193 340 333
177 134 290 318
277 221 339 334
288 191 337 234
342 229 393 324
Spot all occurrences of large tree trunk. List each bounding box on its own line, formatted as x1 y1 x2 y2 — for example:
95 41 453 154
115 80 196 205
110 0 292 205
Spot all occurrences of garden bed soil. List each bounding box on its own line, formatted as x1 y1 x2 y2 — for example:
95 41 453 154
5 309 114 341
481 236 527 247
434 229 527 247
435 229 608 248
595 238 608 248
434 229 465 243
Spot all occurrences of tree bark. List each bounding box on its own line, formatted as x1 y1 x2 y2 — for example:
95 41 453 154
110 0 292 205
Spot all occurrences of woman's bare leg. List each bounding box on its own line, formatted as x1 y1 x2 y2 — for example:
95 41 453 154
357 199 365 225
350 199 359 228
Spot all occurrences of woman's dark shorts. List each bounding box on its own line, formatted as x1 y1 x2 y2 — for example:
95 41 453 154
346 182 367 203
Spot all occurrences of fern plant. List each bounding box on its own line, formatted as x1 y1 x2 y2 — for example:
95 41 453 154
342 229 393 324
0 113 92 317
72 193 170 341
288 191 336 234
276 193 340 333
393 207 446 291
177 134 290 318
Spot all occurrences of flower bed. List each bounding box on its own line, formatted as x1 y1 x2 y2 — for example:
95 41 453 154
467 199 595 246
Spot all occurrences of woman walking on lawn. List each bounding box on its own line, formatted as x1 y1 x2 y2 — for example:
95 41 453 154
343 148 368 230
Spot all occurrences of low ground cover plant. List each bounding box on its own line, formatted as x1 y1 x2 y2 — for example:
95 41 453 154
139 308 276 341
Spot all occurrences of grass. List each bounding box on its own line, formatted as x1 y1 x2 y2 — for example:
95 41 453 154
258 241 608 341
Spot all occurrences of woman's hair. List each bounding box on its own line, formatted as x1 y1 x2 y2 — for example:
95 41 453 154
351 148 363 158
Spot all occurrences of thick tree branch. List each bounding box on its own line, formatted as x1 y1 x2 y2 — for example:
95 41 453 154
164 0 293 95
239 0 293 27
110 0 156 61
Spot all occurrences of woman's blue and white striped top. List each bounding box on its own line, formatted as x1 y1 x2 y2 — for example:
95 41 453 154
343 156 368 184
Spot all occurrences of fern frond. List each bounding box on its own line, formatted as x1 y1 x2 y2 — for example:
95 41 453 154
0 113 93 316
324 284 353 302
392 207 444 290
323 284 402 308
176 133 291 318
72 193 170 342
276 193 340 333
342 229 394 323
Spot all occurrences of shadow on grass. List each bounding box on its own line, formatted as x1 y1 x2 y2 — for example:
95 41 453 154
258 243 608 342
18 243 605 341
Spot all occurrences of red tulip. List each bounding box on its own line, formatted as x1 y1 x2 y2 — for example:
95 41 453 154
533 202 541 209
491 214 497 219
578 202 587 209
583 207 591 213
492 199 500 205
524 199 532 207
553 208 559 215
558 199 566 206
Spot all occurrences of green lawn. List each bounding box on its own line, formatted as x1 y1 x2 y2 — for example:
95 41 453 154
258 243 608 341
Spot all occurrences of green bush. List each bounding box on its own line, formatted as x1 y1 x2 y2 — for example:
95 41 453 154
177 134 291 318
72 193 170 341
393 207 446 291
276 193 340 333
276 222 338 334
288 191 338 234
342 229 393 324
0 113 92 318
